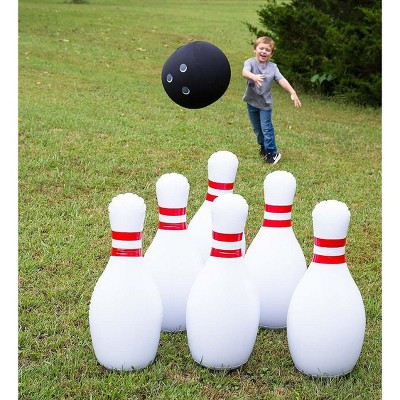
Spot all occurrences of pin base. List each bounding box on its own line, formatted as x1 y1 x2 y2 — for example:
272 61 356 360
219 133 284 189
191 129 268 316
259 324 286 330
294 364 354 378
192 357 248 371
161 327 186 333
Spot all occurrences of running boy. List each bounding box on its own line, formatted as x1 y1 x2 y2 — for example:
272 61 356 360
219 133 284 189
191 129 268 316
242 36 301 164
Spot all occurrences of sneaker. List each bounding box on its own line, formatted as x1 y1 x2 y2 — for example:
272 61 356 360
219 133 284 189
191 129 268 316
265 151 281 164
259 145 266 157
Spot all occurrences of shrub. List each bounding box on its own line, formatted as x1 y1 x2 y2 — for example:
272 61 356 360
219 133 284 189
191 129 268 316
246 0 381 106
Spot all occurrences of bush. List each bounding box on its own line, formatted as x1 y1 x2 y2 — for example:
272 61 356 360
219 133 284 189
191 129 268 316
246 0 381 107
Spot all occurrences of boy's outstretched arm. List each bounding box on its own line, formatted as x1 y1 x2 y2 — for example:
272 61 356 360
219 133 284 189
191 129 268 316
242 68 265 88
278 78 302 108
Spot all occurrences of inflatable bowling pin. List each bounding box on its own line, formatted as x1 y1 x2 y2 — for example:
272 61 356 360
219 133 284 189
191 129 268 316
245 171 306 329
186 194 260 369
89 193 162 371
287 200 366 377
143 173 204 332
188 151 246 261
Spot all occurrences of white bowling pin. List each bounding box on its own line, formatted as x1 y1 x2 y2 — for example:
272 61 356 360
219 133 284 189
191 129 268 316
245 171 306 329
89 193 162 371
287 200 366 377
143 173 204 332
186 194 260 369
187 151 246 261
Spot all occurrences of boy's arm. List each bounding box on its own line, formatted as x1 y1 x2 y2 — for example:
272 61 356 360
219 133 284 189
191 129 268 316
242 68 265 88
278 78 302 108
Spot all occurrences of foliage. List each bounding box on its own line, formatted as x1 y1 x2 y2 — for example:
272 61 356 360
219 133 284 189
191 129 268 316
246 0 381 106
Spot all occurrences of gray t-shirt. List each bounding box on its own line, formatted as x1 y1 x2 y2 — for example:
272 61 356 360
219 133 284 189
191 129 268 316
242 58 284 110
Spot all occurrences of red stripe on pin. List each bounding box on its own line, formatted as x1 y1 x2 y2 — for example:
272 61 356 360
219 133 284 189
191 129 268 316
111 231 142 241
314 237 346 247
208 180 234 190
206 193 218 202
312 254 346 264
210 248 242 258
158 207 186 216
111 248 142 257
158 221 187 230
212 231 243 242
263 219 292 227
264 204 292 213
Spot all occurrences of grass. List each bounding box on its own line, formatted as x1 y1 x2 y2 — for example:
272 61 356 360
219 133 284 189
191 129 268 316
18 0 381 398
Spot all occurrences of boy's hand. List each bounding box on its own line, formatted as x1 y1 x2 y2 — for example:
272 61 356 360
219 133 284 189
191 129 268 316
291 93 302 108
253 74 265 88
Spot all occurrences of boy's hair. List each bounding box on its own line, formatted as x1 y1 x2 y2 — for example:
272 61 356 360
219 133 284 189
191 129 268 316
253 36 275 53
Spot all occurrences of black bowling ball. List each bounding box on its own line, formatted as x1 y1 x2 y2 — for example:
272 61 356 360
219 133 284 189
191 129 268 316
161 41 231 109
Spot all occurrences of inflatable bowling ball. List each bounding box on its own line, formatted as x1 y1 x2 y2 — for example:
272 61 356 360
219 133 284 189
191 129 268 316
161 41 231 109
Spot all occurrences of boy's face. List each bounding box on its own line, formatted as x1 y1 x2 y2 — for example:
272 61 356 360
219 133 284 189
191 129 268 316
254 42 273 64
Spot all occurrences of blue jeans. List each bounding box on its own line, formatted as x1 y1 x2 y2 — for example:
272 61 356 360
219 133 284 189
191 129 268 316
247 104 277 153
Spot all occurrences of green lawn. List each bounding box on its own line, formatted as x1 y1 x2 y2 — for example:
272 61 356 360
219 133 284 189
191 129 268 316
18 0 381 398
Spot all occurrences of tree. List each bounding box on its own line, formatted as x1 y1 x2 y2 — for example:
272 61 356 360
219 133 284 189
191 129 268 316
246 0 381 106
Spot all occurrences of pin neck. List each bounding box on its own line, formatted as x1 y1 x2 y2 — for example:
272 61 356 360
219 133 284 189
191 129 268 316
158 206 187 230
111 230 143 257
263 204 292 227
210 231 243 258
205 180 234 202
312 237 346 264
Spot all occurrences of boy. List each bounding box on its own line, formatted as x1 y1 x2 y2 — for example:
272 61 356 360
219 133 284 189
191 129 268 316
242 37 301 164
